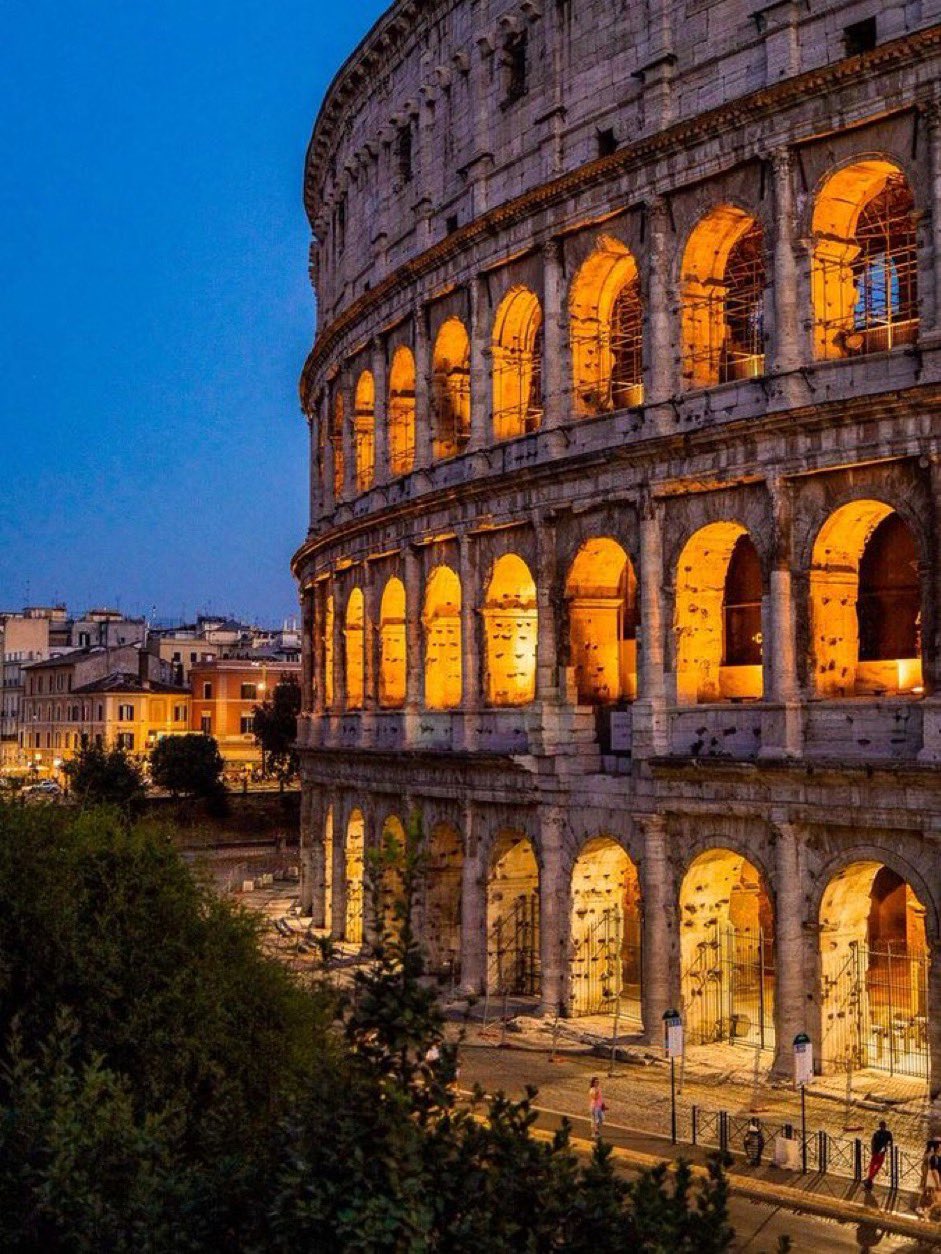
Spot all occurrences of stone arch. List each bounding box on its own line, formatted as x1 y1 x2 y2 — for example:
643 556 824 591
569 236 643 416
680 205 766 388
569 834 643 1025
679 847 776 1051
432 317 471 459
486 826 540 997
378 813 407 938
344 807 366 945
809 500 923 697
483 553 538 706
323 592 335 709
810 158 919 360
564 537 639 704
344 587 365 710
423 565 462 709
492 286 543 441
421 820 464 980
673 522 764 704
388 345 416 476
353 370 375 491
378 577 406 709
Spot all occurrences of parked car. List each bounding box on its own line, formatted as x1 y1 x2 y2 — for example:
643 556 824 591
22 779 62 800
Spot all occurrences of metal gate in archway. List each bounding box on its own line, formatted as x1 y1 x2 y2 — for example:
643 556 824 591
569 906 643 1025
487 892 540 996
821 941 929 1079
683 923 775 1052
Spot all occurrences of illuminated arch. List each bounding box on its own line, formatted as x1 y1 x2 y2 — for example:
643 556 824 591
432 318 471 459
487 829 540 997
353 370 375 491
344 808 365 945
379 815 406 939
569 837 642 1022
492 287 543 441
811 160 918 360
681 206 766 388
564 538 638 704
680 848 775 1051
331 390 345 498
423 566 462 710
388 346 416 476
483 554 538 706
674 522 764 704
569 238 643 416
810 501 922 697
324 593 335 709
344 588 365 710
378 577 406 709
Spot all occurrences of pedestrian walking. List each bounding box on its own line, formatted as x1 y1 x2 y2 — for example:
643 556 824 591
863 1119 893 1190
743 1117 765 1167
589 1076 605 1138
917 1139 941 1217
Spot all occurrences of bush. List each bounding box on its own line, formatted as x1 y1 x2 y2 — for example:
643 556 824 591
63 743 145 808
150 734 225 804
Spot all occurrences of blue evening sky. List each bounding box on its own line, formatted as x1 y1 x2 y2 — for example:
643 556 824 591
0 1 387 625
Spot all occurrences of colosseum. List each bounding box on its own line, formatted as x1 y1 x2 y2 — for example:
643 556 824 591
293 0 941 1089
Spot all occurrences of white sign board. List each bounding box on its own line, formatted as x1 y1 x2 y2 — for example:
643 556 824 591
664 1016 684 1059
794 1038 813 1085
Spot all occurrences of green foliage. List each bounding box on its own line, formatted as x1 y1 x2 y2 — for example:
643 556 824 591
252 677 301 781
150 733 225 802
63 742 146 807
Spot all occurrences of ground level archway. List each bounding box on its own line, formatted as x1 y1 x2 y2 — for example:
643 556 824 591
486 829 540 997
344 809 366 946
569 837 642 1025
421 821 463 982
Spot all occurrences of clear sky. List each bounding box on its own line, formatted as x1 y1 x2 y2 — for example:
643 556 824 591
0 1 387 625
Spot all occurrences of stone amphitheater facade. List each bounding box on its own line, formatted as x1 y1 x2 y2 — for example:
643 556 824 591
294 0 941 1085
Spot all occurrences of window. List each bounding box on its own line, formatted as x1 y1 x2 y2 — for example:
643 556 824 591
116 732 134 751
503 30 528 104
172 651 181 663
240 715 255 734
844 16 877 55
78 632 90 647
200 714 212 734
202 682 213 700
97 703 103 721
240 683 258 701
173 704 187 722
397 125 413 184
117 704 134 722
597 128 617 158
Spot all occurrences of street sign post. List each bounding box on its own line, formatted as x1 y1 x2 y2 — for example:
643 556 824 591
793 1033 813 1173
663 1009 684 1144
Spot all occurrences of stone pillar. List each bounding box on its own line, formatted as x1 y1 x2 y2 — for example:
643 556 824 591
639 815 679 1042
403 546 424 716
644 197 675 415
771 820 809 1075
300 585 314 712
307 414 319 526
925 98 941 339
534 515 559 701
538 804 569 1015
541 240 566 429
769 148 801 374
919 455 941 759
299 783 316 913
460 801 487 994
372 337 389 486
362 563 378 717
312 584 326 717
468 275 490 452
760 478 802 757
928 943 941 1102
340 375 356 501
458 532 480 752
633 495 669 756
330 797 348 937
414 305 433 469
332 579 346 713
321 390 336 516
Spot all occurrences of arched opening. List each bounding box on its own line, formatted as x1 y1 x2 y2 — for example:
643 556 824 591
681 207 766 388
680 849 775 1051
492 287 543 441
810 502 922 697
820 861 929 1077
569 238 643 416
432 318 471 459
378 578 406 709
423 566 462 710
483 554 538 706
422 821 463 980
331 391 345 499
379 814 406 940
564 538 639 704
353 370 375 491
812 161 918 360
674 523 764 703
324 593 335 709
569 837 642 1024
344 588 365 710
388 346 416 476
324 805 334 930
344 809 365 945
486 829 540 997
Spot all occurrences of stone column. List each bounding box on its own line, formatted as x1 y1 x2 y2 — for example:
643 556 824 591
362 563 378 719
534 515 560 702
928 944 941 1102
644 197 676 418
312 583 326 717
468 275 491 452
300 585 314 712
403 546 424 718
919 455 941 759
340 375 356 501
458 532 480 751
299 783 316 913
541 240 566 430
633 494 669 756
330 796 348 937
459 800 487 994
538 804 569 1015
925 98 941 339
760 478 802 757
769 149 801 374
371 337 389 486
321 390 336 516
332 579 346 713
639 814 679 1042
307 414 319 525
414 304 433 469
771 820 809 1075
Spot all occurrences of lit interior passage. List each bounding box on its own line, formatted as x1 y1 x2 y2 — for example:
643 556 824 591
819 862 929 1078
378 577 407 709
483 554 538 706
432 318 471 459
486 830 540 997
674 523 764 703
492 287 543 441
421 821 463 980
812 161 918 360
379 815 406 940
323 593 335 709
345 588 365 710
344 809 365 945
388 346 416 476
423 566 462 709
681 206 766 388
565 538 639 704
810 502 922 697
569 837 642 1024
331 391 345 499
569 237 643 416
680 849 775 1051
353 370 375 492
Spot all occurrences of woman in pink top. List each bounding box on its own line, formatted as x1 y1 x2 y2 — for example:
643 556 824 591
589 1077 604 1137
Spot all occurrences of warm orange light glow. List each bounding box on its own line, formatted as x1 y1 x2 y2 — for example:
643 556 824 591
569 237 643 416
353 370 375 491
388 345 416 476
324 593 335 708
492 287 543 441
486 830 540 996
344 808 365 945
378 577 407 709
345 587 365 710
569 837 642 1019
432 317 471 459
423 565 462 709
484 554 537 706
380 815 406 938
565 537 638 704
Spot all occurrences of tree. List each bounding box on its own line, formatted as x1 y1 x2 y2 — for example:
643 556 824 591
252 677 301 782
149 733 225 801
63 743 145 808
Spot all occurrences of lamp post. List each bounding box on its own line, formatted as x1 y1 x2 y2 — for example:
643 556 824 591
663 1008 684 1144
